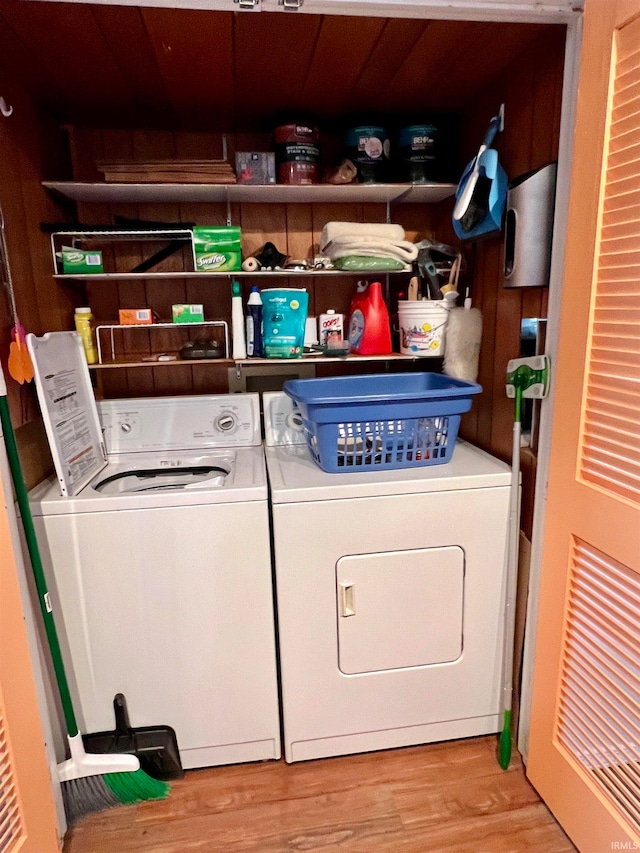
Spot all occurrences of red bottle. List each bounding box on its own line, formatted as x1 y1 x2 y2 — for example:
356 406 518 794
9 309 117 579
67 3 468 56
347 281 392 355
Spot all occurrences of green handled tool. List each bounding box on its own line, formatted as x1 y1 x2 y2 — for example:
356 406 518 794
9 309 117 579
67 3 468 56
499 354 550 769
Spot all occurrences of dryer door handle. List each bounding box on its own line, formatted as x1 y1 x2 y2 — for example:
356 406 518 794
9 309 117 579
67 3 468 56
339 583 356 617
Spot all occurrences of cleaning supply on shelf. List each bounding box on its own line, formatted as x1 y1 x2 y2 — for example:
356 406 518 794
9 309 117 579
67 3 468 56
453 107 507 241
318 309 344 347
74 307 97 364
246 285 263 357
60 246 103 274
443 289 483 382
231 281 247 359
262 288 308 358
172 304 204 324
193 226 242 272
347 281 392 356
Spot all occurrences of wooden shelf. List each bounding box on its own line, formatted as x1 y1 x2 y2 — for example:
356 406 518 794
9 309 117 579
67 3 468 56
43 181 457 205
55 268 411 281
89 353 428 370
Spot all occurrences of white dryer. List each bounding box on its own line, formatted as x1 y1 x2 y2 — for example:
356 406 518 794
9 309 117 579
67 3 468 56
28 332 280 769
263 391 511 763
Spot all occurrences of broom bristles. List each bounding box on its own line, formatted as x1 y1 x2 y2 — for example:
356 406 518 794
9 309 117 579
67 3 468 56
62 769 170 825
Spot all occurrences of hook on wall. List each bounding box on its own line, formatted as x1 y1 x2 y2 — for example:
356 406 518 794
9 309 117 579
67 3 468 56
0 97 13 118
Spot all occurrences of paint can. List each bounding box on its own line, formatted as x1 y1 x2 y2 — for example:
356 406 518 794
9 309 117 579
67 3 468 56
397 124 441 183
344 126 390 183
274 123 320 185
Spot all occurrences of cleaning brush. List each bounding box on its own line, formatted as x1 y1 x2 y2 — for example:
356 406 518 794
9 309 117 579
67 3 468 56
443 288 483 382
0 366 170 824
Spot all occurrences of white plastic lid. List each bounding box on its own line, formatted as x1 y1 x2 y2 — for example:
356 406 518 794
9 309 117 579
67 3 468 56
325 309 336 315
75 306 92 314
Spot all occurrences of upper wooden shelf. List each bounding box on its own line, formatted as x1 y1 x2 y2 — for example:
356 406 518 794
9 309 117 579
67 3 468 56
42 182 457 205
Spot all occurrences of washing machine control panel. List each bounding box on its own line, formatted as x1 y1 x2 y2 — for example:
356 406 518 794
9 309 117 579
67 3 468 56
98 394 261 453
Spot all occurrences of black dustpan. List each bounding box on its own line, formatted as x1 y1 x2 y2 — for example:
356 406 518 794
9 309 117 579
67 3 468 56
82 693 184 781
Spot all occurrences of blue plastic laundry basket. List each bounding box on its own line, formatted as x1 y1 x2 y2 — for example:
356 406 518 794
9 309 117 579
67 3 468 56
283 372 481 473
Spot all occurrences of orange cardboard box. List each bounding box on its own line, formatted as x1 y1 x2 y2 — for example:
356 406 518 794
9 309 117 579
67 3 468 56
119 308 153 325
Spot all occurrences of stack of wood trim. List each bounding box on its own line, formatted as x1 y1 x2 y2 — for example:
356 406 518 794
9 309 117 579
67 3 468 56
97 160 237 184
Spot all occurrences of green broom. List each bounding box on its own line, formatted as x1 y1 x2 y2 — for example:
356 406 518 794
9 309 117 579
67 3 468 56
0 366 170 823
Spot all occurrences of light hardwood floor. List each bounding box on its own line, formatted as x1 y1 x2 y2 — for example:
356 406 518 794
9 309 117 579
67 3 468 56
63 737 577 852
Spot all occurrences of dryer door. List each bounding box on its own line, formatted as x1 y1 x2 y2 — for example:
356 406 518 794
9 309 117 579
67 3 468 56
336 546 464 675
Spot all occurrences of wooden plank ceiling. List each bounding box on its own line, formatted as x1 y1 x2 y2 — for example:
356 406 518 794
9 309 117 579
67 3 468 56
0 0 557 131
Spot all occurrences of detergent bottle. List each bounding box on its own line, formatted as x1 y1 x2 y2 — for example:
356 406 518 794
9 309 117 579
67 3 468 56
347 281 392 355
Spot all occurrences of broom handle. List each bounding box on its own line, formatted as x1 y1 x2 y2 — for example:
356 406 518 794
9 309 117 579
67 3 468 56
502 394 522 717
0 373 79 738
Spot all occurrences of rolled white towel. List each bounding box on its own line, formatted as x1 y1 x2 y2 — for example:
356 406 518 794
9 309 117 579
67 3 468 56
320 221 405 249
323 237 418 264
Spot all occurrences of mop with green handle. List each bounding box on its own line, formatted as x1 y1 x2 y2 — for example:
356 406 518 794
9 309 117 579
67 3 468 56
0 365 170 823
499 354 550 769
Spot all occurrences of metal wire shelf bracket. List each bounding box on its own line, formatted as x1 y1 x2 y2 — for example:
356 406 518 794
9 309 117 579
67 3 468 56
95 320 230 364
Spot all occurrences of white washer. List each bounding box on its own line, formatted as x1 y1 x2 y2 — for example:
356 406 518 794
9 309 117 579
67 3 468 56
263 391 512 763
28 332 280 769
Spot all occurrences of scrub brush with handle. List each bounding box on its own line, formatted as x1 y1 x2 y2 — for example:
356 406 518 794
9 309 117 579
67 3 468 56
0 365 170 824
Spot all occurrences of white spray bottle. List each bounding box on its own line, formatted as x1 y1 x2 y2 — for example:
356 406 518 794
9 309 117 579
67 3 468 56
231 280 247 359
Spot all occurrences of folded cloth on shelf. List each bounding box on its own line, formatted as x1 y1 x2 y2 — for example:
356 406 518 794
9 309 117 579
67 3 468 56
320 221 405 248
322 236 418 265
332 256 406 271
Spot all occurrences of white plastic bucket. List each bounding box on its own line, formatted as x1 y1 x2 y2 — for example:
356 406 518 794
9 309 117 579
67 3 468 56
397 300 449 356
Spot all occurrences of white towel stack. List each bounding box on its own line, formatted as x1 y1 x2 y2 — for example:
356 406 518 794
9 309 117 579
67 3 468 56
320 222 418 266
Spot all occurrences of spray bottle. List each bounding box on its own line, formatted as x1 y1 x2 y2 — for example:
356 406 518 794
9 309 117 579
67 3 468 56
231 281 247 359
246 286 263 357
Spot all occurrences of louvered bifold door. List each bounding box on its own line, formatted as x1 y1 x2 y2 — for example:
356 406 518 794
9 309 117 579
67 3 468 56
0 704 23 853
582 11 640 502
0 453 58 850
527 1 640 851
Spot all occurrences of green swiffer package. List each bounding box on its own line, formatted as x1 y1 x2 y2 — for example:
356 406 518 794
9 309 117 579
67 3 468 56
193 226 242 272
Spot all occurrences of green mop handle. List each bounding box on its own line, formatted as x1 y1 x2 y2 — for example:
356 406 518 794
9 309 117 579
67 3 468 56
498 383 522 770
0 375 79 738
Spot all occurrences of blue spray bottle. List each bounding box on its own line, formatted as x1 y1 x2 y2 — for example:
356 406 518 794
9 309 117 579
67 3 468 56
246 285 263 357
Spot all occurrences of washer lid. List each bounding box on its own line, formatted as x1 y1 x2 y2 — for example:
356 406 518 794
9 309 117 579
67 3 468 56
27 331 106 497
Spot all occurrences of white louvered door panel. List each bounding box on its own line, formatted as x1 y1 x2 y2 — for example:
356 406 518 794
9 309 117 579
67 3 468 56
528 1 640 851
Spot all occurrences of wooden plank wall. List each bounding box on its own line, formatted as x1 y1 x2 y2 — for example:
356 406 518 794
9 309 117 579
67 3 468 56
67 127 440 399
455 26 565 537
0 23 565 498
0 71 72 487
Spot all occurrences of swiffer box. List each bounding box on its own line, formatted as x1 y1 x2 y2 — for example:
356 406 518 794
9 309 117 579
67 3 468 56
192 226 242 272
